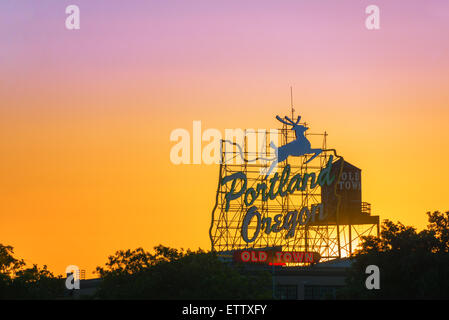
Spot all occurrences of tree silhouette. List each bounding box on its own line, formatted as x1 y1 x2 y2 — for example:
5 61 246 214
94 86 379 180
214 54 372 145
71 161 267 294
0 244 63 299
95 245 271 299
339 211 449 299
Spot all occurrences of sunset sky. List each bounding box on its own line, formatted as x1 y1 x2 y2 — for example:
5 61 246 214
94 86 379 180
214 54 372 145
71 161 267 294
1 0 449 277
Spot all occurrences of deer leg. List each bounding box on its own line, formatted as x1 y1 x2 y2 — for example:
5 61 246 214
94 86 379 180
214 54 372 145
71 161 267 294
305 149 322 164
265 160 278 178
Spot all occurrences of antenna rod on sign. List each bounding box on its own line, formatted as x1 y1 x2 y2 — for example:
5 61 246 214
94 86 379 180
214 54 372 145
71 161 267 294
290 86 295 120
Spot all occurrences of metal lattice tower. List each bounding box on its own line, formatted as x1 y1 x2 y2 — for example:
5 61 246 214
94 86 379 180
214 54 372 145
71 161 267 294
209 122 379 262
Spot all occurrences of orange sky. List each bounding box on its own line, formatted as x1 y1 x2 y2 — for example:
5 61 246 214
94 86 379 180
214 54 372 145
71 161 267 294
1 1 449 277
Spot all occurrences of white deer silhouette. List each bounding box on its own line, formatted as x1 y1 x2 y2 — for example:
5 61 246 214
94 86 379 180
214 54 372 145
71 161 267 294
265 115 322 177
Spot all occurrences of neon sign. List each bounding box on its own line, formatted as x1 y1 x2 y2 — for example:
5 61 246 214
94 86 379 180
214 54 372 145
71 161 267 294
233 250 321 264
221 156 335 243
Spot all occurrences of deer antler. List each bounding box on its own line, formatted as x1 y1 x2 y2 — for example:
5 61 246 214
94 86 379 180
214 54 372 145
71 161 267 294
276 115 295 126
284 116 297 125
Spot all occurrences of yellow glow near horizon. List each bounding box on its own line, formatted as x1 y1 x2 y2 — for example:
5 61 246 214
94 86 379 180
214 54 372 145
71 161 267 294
1 1 449 277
